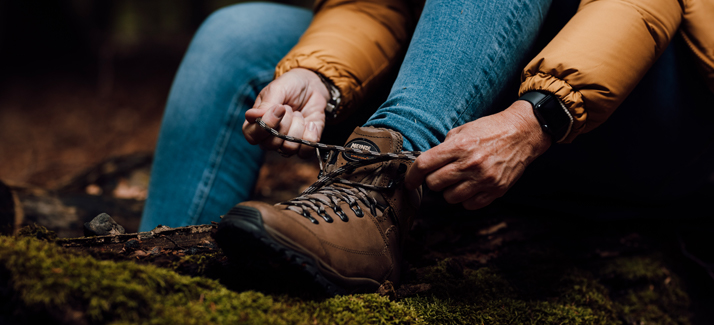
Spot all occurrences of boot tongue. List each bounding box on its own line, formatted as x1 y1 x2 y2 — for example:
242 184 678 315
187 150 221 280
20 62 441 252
324 126 403 174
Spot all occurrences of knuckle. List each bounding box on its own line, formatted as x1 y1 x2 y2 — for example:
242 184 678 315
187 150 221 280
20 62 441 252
425 178 443 191
452 136 470 151
482 173 497 184
413 158 428 173
470 153 487 166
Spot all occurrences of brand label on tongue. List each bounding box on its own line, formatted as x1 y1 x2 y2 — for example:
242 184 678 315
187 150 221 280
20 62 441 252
341 138 380 162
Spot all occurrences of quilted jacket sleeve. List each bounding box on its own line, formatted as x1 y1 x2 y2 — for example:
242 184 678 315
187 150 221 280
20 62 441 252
680 0 714 94
275 0 419 122
519 0 683 143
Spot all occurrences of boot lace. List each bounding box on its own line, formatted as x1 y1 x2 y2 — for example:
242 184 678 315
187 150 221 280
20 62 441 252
255 118 421 224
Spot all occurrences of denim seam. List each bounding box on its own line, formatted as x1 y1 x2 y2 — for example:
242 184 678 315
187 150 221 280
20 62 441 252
186 71 274 225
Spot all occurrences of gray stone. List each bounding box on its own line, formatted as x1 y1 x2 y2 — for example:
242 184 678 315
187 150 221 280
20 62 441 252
83 213 125 236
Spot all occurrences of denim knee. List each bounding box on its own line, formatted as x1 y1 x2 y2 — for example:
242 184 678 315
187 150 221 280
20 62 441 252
194 2 312 72
161 2 312 132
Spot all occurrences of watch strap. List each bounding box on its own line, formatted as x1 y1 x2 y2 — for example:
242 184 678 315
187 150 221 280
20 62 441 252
316 72 341 119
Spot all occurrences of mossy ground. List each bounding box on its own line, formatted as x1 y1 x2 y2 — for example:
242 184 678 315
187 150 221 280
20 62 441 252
2 208 710 324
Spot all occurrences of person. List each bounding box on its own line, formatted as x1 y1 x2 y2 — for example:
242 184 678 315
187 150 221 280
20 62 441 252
142 0 714 295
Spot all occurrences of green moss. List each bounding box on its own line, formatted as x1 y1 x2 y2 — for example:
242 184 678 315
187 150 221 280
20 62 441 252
402 262 617 325
0 235 422 324
598 256 691 325
0 234 693 324
16 224 57 242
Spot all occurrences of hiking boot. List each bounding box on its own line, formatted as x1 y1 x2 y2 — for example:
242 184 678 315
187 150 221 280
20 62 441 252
214 126 422 295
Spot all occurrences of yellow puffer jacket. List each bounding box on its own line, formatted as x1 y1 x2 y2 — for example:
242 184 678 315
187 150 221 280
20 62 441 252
275 0 714 142
275 0 423 122
520 0 714 142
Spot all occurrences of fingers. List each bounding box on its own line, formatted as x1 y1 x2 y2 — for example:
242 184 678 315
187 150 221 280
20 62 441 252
245 97 274 124
298 121 321 159
435 165 506 209
243 104 286 145
405 145 455 190
423 162 465 192
262 105 294 150
280 111 305 155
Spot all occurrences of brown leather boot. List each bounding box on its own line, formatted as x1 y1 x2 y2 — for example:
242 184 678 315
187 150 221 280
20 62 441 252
215 126 421 295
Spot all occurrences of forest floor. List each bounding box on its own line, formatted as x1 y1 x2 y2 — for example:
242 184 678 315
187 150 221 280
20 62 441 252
2 54 714 325
2 151 714 324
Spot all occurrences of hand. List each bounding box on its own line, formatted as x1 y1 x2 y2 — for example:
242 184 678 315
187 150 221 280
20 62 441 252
404 100 551 210
243 68 330 158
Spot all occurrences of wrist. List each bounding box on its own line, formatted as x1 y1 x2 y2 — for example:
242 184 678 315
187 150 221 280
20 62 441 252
518 91 573 143
290 68 330 100
313 72 341 119
508 100 552 155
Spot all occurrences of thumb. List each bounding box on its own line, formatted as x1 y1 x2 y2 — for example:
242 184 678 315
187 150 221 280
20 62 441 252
259 104 287 128
245 101 279 124
246 82 288 123
298 121 321 158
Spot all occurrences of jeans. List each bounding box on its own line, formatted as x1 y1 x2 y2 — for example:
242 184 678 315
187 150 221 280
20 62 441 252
141 0 553 230
139 3 313 231
365 0 552 151
141 0 713 230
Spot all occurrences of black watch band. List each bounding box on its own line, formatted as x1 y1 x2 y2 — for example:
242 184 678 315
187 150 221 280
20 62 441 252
519 91 573 143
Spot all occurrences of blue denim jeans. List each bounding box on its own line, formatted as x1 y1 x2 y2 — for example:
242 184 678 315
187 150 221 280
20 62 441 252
141 0 713 230
139 3 313 231
141 0 553 230
365 0 552 151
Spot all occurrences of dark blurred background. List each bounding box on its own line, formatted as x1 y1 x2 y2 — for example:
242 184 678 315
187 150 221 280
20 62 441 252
0 0 310 189
0 0 314 236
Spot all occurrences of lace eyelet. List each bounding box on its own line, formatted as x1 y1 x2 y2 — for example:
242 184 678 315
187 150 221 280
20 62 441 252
350 203 364 218
332 206 348 222
302 211 319 224
319 211 333 223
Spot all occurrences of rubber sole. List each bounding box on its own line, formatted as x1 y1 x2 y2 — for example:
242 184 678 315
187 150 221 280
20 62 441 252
214 205 355 296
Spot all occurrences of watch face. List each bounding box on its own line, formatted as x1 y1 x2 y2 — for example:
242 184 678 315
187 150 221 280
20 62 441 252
521 91 572 142
541 99 572 141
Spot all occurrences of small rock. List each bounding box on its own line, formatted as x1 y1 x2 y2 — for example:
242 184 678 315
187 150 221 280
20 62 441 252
84 213 125 236
150 224 172 235
123 239 141 252
131 250 150 257
377 280 396 300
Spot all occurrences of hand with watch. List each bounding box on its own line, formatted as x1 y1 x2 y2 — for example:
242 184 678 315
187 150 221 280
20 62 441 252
405 91 570 210
243 68 341 158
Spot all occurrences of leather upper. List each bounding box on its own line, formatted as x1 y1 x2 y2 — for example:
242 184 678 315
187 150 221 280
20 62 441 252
240 127 421 286
273 0 713 142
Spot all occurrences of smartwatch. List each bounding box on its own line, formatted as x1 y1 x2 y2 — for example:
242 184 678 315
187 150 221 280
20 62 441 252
519 91 573 143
